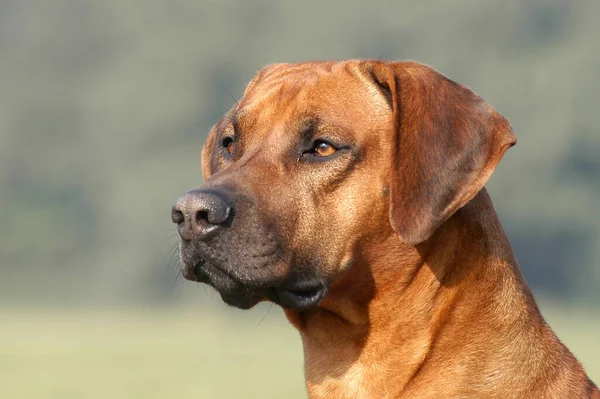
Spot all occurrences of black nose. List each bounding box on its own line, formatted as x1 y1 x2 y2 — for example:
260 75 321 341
171 189 233 241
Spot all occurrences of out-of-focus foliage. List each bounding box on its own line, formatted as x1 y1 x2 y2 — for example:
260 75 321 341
1 0 599 305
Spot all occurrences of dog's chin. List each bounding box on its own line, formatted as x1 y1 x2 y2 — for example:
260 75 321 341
181 259 328 311
183 260 265 309
218 291 263 310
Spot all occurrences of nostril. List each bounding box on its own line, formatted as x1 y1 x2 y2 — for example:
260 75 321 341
172 189 234 241
195 210 209 225
171 209 185 224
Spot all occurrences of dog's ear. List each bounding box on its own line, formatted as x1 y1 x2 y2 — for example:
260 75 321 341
365 61 516 245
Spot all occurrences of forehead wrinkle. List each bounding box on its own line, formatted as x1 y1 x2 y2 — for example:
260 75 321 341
236 84 289 122
258 62 326 84
237 78 315 134
233 63 367 150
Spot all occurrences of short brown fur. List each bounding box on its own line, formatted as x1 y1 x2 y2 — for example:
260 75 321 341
190 60 598 398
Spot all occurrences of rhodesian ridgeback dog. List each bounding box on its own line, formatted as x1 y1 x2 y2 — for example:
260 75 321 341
172 60 599 398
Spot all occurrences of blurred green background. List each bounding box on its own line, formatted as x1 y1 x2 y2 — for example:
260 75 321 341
1 0 598 397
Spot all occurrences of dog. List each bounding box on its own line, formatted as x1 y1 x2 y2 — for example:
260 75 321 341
172 60 599 398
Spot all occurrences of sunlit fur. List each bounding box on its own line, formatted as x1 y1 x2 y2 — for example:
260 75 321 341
191 60 599 398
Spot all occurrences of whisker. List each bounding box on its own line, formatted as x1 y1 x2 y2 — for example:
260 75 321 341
170 266 182 289
159 233 179 245
164 244 181 290
166 243 180 268
218 82 240 107
160 242 179 274
256 303 274 328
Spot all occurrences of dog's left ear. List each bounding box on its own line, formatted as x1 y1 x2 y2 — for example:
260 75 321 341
364 61 516 245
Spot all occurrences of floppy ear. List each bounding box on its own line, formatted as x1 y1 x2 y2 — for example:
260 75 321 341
366 61 516 245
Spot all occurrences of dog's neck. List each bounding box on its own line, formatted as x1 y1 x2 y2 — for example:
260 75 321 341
284 189 589 399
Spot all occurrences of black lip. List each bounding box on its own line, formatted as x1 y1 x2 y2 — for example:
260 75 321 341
180 245 235 284
180 246 328 310
180 257 206 282
274 286 327 310
191 261 265 309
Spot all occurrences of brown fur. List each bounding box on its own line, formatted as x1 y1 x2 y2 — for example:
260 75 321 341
187 60 598 398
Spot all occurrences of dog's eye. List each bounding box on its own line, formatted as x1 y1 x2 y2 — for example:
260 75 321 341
299 138 345 162
222 137 234 155
312 140 336 157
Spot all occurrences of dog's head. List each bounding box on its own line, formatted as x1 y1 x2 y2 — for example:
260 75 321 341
172 60 515 310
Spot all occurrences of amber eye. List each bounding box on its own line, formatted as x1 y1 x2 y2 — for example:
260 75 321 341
222 137 234 154
313 140 336 157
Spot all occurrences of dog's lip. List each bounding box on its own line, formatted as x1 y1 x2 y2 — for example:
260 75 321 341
194 260 328 310
181 249 328 309
180 257 206 282
274 285 327 310
181 250 232 283
192 258 241 287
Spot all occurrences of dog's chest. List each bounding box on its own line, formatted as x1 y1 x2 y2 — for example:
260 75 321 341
306 361 392 399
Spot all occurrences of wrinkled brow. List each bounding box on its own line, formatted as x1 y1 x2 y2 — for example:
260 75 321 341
230 109 321 137
297 115 320 142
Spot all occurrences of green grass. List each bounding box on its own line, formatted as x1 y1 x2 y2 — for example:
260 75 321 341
0 305 306 399
0 302 597 398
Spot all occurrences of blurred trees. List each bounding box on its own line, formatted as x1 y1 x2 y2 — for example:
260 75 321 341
0 0 598 305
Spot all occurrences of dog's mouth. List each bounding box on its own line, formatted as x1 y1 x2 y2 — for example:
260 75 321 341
181 254 328 310
273 285 327 310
